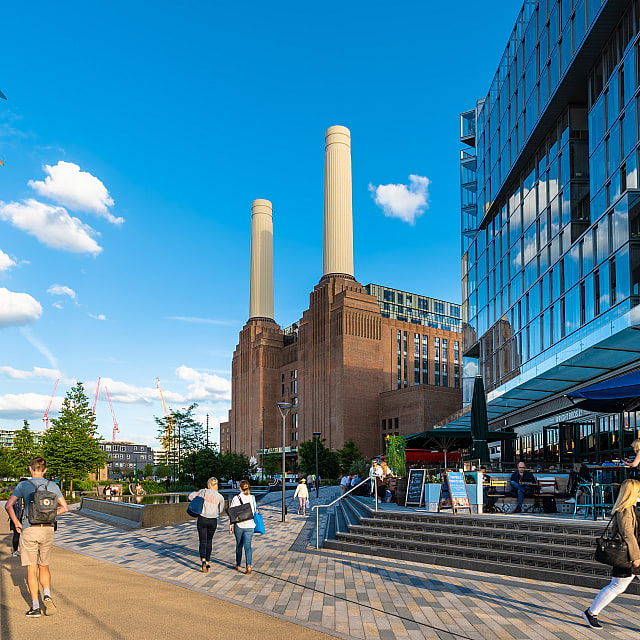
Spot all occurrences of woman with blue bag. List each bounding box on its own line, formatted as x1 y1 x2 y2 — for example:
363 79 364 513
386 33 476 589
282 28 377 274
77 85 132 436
228 480 262 574
188 477 224 573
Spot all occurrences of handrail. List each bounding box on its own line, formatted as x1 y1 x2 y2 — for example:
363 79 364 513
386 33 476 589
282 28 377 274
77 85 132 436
311 476 378 549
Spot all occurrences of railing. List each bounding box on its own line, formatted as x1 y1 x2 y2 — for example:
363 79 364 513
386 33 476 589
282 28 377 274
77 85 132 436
311 476 377 549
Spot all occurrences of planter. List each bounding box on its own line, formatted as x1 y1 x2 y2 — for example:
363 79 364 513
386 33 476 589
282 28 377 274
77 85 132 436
394 477 408 506
425 484 442 503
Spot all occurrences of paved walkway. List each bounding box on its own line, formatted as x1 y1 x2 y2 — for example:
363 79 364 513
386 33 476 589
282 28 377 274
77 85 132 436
2 489 640 640
31 488 639 640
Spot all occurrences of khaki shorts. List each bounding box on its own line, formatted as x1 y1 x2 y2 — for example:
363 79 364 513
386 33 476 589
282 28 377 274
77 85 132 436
19 525 54 566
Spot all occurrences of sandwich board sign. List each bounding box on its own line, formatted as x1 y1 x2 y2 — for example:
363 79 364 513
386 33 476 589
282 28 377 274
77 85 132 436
438 471 472 514
405 468 426 507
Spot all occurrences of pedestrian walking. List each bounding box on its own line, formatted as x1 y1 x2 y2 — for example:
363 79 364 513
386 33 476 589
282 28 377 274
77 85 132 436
294 478 309 515
583 479 640 629
340 474 350 495
4 457 68 617
228 480 256 574
189 477 225 573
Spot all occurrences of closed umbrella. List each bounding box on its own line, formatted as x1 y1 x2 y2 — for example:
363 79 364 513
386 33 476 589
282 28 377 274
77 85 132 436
470 375 490 464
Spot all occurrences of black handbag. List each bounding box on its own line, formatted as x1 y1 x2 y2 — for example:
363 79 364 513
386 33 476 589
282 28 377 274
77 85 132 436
226 497 253 524
594 514 631 568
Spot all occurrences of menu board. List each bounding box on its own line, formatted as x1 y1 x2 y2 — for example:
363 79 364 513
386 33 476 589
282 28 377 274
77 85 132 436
438 472 471 514
405 469 426 506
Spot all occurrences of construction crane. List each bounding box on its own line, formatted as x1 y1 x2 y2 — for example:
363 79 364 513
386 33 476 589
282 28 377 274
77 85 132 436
156 377 176 478
43 378 59 429
105 386 120 442
92 376 101 414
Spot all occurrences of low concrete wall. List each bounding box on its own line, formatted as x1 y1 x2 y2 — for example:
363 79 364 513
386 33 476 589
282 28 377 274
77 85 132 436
79 498 191 529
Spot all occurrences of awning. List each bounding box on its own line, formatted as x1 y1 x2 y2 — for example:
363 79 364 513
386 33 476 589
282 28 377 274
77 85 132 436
405 426 516 449
566 369 640 412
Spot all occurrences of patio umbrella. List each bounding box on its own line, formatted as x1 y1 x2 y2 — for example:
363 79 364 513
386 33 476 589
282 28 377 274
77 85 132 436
470 375 490 464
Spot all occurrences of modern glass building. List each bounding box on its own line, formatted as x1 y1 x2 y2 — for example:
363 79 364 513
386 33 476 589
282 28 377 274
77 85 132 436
455 0 640 464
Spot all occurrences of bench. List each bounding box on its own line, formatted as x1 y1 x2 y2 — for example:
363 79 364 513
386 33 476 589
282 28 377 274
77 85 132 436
486 475 572 513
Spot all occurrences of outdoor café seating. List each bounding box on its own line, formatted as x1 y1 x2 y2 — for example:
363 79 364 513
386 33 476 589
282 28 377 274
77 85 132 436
486 474 572 513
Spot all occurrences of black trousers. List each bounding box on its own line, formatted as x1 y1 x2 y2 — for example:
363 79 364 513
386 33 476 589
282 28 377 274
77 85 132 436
11 529 19 552
197 516 218 562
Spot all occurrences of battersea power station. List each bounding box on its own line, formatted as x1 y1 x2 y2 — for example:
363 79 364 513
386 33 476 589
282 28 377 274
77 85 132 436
220 126 462 462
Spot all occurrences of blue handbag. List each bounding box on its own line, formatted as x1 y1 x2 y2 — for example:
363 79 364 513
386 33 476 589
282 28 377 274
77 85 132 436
187 495 204 518
254 508 265 534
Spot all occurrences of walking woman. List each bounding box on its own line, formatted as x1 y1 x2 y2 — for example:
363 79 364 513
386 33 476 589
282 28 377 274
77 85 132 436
189 477 224 573
228 480 256 574
294 478 309 515
583 479 640 629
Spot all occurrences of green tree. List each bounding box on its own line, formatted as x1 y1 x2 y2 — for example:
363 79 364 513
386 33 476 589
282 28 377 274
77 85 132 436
142 463 154 478
40 382 107 492
261 453 281 477
155 404 205 476
182 447 220 487
9 420 39 477
0 448 15 478
155 463 171 480
298 438 339 479
336 439 363 475
218 452 255 480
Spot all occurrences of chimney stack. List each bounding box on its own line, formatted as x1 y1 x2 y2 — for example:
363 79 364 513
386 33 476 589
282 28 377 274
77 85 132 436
249 199 274 320
323 125 354 278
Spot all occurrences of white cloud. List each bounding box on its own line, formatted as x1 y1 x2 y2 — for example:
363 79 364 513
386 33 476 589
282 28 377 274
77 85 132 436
0 392 62 420
0 199 102 255
88 313 106 321
0 288 42 328
0 366 61 380
47 284 76 300
369 174 431 225
52 302 64 310
20 328 58 369
168 316 236 326
0 249 16 273
94 377 186 406
28 161 123 225
176 365 231 403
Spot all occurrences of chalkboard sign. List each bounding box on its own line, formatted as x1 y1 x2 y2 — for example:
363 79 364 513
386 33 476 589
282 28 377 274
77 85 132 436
405 469 426 506
438 472 471 514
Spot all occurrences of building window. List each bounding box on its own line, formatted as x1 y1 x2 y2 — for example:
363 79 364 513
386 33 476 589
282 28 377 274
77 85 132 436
105 445 111 451
422 335 428 384
413 333 420 385
384 289 396 302
403 331 408 387
291 397 298 407
396 330 402 389
434 337 440 386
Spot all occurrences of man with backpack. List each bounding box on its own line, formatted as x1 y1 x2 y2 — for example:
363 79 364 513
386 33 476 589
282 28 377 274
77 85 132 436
5 457 68 618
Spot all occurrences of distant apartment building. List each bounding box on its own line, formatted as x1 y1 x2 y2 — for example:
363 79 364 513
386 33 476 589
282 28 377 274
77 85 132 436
99 441 154 477
0 428 44 449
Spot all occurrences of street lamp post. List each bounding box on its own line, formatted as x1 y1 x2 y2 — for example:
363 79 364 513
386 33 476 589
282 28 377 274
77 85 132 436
277 402 292 522
313 431 321 498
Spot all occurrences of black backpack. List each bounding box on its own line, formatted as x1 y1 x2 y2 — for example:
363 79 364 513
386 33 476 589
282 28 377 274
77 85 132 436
26 480 59 525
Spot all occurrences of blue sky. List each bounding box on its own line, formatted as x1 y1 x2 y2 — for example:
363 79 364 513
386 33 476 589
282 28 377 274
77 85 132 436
0 1 521 446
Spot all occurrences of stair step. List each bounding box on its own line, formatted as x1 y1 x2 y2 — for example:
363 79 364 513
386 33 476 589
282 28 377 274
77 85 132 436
356 517 598 548
347 525 596 558
336 531 606 573
322 539 640 594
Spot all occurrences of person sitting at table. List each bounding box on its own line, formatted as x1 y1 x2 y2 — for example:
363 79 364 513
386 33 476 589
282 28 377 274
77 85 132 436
480 466 495 511
624 439 640 479
510 462 537 513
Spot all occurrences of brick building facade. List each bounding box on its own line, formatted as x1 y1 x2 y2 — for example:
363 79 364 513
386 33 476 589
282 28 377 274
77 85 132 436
220 126 462 462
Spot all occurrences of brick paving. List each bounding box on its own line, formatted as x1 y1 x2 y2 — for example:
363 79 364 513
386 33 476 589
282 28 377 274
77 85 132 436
53 488 640 640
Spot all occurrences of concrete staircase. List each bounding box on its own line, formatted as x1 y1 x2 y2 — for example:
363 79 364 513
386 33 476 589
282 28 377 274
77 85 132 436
323 496 638 593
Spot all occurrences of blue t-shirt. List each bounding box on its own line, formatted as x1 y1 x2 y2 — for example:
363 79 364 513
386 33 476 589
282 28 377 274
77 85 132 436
12 478 63 529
